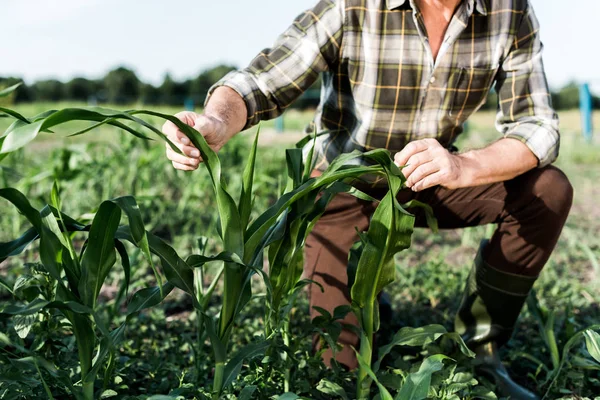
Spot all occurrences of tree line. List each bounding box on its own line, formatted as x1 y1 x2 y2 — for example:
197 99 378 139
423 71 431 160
0 65 239 107
0 65 593 110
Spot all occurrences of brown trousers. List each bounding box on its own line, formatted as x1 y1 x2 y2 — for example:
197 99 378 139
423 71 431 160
304 166 573 368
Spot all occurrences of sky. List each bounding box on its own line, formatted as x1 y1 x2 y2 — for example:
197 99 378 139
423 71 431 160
0 0 595 89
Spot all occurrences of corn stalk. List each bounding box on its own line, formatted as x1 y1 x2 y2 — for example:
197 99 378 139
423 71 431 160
0 83 432 397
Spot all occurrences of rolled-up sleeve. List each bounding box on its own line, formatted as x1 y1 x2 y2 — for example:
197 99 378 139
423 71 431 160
206 0 345 131
494 2 559 167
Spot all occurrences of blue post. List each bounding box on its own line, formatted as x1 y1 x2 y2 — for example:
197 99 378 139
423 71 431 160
275 115 285 133
184 97 195 111
579 83 593 142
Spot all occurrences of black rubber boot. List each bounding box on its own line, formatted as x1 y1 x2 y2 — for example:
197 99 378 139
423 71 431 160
455 240 540 400
473 342 540 400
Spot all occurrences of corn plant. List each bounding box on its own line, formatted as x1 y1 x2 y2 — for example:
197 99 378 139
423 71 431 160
0 181 180 399
0 82 439 398
526 291 600 399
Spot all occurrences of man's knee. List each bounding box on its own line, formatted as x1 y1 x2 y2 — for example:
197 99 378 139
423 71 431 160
530 165 574 219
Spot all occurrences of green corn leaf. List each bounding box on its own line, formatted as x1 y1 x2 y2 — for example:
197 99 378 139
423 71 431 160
111 196 160 289
402 200 438 232
374 325 447 372
222 340 270 388
1 298 49 316
316 379 349 400
0 188 68 289
114 240 131 299
0 83 22 98
294 130 332 149
83 323 126 385
542 324 600 399
129 110 246 342
0 107 177 155
62 310 96 379
115 227 195 298
441 332 476 358
79 201 121 309
350 190 414 309
126 282 175 315
0 107 29 124
1 299 92 316
0 227 38 262
277 393 303 400
238 385 257 400
239 127 260 232
355 346 394 400
395 354 451 400
68 118 151 141
204 315 226 362
584 329 600 363
285 148 304 190
186 251 244 268
39 206 80 290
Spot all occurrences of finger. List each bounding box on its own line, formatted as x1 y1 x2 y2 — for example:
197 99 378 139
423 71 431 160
402 151 434 179
405 161 440 188
394 140 431 167
172 161 198 171
162 111 198 146
166 147 202 167
165 140 201 159
411 171 444 192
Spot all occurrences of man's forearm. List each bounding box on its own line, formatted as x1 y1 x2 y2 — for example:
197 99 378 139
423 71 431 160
204 86 248 140
457 138 539 187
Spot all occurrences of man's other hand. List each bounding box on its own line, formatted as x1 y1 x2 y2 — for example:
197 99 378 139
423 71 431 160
162 111 228 171
393 138 468 192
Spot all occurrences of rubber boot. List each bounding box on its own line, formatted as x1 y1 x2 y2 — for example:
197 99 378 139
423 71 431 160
455 240 540 400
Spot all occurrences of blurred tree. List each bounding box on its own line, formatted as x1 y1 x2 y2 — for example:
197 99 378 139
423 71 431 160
159 73 190 106
140 83 162 105
190 64 237 104
65 77 98 102
551 82 578 110
103 67 140 104
32 80 65 102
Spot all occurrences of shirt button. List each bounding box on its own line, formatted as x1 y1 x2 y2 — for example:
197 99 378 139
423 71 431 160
430 76 436 84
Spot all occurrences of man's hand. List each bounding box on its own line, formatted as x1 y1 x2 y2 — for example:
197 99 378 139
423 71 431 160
393 137 539 192
394 138 468 192
163 112 229 171
163 86 248 171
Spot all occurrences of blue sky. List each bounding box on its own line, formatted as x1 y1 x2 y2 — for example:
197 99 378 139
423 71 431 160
1 0 594 89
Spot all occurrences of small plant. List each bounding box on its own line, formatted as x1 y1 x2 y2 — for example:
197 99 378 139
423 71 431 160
0 182 177 399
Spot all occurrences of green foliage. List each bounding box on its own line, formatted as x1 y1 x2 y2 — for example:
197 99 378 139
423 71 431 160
0 87 598 399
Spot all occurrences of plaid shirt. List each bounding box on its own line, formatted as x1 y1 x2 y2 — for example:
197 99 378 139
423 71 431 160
209 0 559 170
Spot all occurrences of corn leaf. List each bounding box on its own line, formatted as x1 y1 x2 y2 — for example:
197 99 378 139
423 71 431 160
394 354 451 400
374 325 447 372
584 329 600 364
114 240 131 299
355 346 394 400
0 83 22 98
239 128 260 232
127 283 175 315
0 227 38 262
115 227 195 299
79 201 121 309
222 340 270 388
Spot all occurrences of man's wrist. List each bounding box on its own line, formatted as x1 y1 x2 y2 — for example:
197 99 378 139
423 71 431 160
204 86 248 139
455 152 481 188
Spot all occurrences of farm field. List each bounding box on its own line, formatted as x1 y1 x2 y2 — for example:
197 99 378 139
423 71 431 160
0 101 599 400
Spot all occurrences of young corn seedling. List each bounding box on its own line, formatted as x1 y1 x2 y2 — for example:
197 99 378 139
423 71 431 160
0 182 179 399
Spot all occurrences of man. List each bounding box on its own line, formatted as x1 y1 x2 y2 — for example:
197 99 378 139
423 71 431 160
162 0 572 398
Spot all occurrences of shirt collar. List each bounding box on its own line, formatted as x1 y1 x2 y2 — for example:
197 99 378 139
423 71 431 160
386 0 488 16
